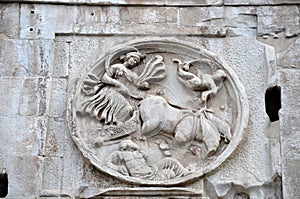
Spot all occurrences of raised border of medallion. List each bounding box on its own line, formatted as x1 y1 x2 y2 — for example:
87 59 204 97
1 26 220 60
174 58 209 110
68 38 249 186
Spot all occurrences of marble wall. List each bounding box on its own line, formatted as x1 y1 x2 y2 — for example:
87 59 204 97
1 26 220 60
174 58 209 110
0 1 299 198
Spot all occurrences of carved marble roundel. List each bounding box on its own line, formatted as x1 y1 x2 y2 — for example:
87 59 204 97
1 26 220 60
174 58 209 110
71 39 249 186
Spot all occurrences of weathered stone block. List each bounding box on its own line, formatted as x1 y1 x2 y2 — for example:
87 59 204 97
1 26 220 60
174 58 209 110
48 78 67 117
19 77 51 116
179 7 224 27
44 117 67 157
224 7 257 28
19 78 39 116
53 41 70 78
6 155 40 198
76 6 177 25
0 40 28 76
0 77 23 115
279 38 300 69
282 159 300 199
76 6 121 25
20 4 76 39
0 116 46 157
68 37 104 86
257 6 300 37
0 3 19 38
61 133 84 196
0 39 54 76
41 156 63 192
280 69 300 199
119 7 177 24
280 69 300 116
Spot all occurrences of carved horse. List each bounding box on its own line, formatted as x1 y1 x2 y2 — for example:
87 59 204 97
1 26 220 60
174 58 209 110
138 96 231 156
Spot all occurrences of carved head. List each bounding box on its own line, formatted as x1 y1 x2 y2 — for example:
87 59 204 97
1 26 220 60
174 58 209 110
120 51 146 68
214 69 227 79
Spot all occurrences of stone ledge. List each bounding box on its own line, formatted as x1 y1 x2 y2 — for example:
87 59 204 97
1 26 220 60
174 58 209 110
1 0 223 6
2 0 300 6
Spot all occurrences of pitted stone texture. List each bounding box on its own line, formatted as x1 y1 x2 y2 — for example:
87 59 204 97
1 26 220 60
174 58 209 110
280 69 300 199
0 39 54 76
0 4 19 38
202 38 273 196
257 6 300 38
68 37 105 90
279 38 300 69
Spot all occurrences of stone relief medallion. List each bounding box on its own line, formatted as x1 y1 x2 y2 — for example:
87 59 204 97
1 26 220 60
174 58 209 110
70 39 249 186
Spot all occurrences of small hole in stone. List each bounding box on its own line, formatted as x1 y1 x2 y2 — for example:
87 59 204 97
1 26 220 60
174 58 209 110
265 86 281 122
91 12 95 16
31 10 35 14
29 28 34 31
0 172 8 197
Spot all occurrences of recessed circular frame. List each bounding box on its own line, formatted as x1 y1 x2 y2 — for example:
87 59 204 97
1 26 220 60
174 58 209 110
69 38 249 186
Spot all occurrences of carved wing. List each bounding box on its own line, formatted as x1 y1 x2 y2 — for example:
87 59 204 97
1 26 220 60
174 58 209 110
134 55 166 88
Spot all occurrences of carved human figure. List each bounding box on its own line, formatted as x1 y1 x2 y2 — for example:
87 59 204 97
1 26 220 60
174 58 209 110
106 140 153 177
106 140 190 180
173 59 227 103
102 50 146 97
80 48 166 125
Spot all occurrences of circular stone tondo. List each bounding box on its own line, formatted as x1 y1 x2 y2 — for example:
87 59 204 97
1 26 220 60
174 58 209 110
70 39 249 186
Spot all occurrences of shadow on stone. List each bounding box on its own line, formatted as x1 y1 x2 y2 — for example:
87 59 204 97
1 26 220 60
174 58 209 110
0 172 8 197
265 86 281 122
